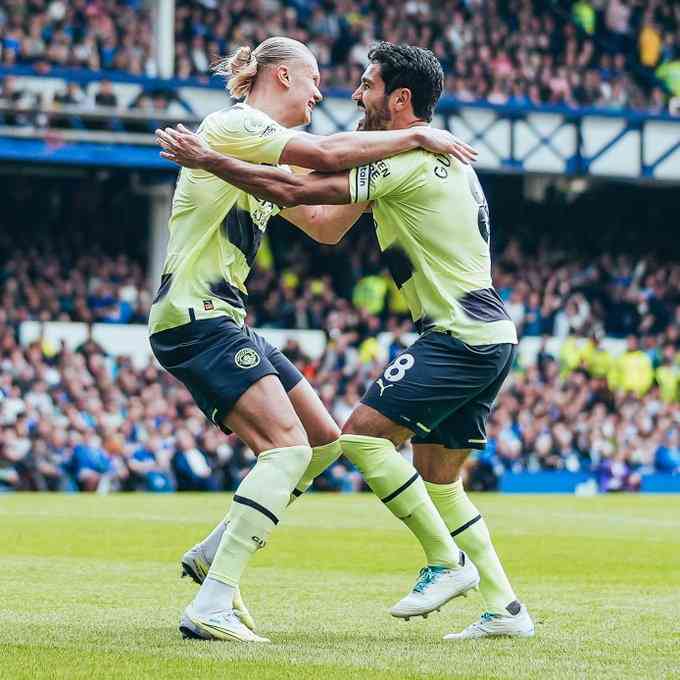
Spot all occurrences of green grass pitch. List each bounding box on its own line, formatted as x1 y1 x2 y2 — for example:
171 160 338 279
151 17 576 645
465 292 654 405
1 493 679 679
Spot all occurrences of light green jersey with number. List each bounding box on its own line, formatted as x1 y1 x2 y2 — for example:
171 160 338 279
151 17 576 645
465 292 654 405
349 149 517 346
148 103 296 335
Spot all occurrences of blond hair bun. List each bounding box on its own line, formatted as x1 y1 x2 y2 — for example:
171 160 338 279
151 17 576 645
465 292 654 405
212 37 313 100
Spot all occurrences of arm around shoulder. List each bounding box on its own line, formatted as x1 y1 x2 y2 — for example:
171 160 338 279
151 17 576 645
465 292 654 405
279 129 423 172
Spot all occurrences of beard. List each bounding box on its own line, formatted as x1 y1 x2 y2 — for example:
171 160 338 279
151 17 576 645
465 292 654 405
357 98 392 131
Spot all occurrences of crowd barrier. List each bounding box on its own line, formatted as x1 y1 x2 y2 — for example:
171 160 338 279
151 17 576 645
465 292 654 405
20 321 629 370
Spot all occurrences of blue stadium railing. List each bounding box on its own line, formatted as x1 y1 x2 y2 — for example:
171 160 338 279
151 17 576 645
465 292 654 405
1 66 679 180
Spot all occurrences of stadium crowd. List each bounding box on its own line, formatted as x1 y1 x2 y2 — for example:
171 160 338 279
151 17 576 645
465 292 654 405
2 250 150 325
0 304 678 494
1 205 679 494
1 0 679 115
2 224 679 344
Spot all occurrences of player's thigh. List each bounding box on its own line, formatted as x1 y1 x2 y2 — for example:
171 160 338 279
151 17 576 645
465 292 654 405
342 403 414 448
441 341 515 451
413 351 513 460
256 336 341 447
224 374 308 454
151 318 305 453
412 444 472 484
355 333 483 446
409 339 515 452
286 379 341 447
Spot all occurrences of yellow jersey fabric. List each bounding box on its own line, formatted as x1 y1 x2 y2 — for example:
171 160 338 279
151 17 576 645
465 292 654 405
149 103 296 334
349 150 517 346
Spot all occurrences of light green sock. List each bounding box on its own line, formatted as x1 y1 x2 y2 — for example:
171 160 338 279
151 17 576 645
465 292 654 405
196 441 342 563
208 445 312 587
340 434 460 568
425 479 517 615
291 439 343 501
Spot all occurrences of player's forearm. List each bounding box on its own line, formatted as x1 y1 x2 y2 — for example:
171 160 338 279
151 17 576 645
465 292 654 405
315 205 366 243
317 129 422 171
202 150 350 207
282 204 365 244
201 149 303 207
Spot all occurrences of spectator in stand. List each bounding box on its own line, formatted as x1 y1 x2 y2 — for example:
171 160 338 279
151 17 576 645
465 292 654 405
53 82 85 107
71 430 114 492
172 429 218 492
656 344 680 403
654 429 680 473
0 76 24 104
597 449 641 492
523 292 544 336
573 0 596 36
639 10 663 69
605 0 633 49
129 434 174 492
94 80 118 108
0 75 36 126
609 335 654 397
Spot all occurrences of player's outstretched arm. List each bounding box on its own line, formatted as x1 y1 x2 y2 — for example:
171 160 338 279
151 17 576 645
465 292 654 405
279 127 477 171
157 125 352 208
157 125 363 244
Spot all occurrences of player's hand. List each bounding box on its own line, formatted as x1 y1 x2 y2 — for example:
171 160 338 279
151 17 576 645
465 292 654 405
416 127 478 164
155 123 211 168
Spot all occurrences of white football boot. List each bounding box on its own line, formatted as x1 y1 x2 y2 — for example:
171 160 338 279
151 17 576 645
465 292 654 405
180 546 256 631
180 545 210 585
444 602 535 639
180 605 270 643
390 552 480 620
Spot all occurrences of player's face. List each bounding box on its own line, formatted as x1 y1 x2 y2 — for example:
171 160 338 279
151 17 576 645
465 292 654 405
288 55 323 126
351 64 392 131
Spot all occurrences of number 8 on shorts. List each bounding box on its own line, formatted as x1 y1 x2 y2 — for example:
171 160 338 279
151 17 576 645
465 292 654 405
384 353 415 382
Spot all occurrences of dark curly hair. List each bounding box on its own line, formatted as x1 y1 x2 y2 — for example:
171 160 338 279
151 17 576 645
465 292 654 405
367 42 444 122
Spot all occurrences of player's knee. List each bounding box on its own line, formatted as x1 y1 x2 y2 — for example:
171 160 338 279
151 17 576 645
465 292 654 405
420 465 463 484
258 416 308 451
414 447 469 484
340 416 364 437
414 455 439 483
341 405 375 436
341 414 392 444
307 423 341 448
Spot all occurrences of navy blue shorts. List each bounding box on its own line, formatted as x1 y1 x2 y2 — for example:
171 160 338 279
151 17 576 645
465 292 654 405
362 331 516 450
150 317 303 433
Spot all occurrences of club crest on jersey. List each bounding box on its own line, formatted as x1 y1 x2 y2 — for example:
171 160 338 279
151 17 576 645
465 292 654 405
250 197 276 229
235 348 261 369
243 113 266 134
203 300 214 311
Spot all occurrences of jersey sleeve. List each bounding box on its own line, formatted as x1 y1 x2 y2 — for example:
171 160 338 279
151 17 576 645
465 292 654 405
349 151 426 204
200 106 297 165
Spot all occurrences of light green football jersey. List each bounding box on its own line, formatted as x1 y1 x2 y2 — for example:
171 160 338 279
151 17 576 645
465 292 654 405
349 149 517 346
148 103 296 335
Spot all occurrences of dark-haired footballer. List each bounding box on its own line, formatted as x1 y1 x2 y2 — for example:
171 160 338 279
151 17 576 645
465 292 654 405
157 42 533 640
